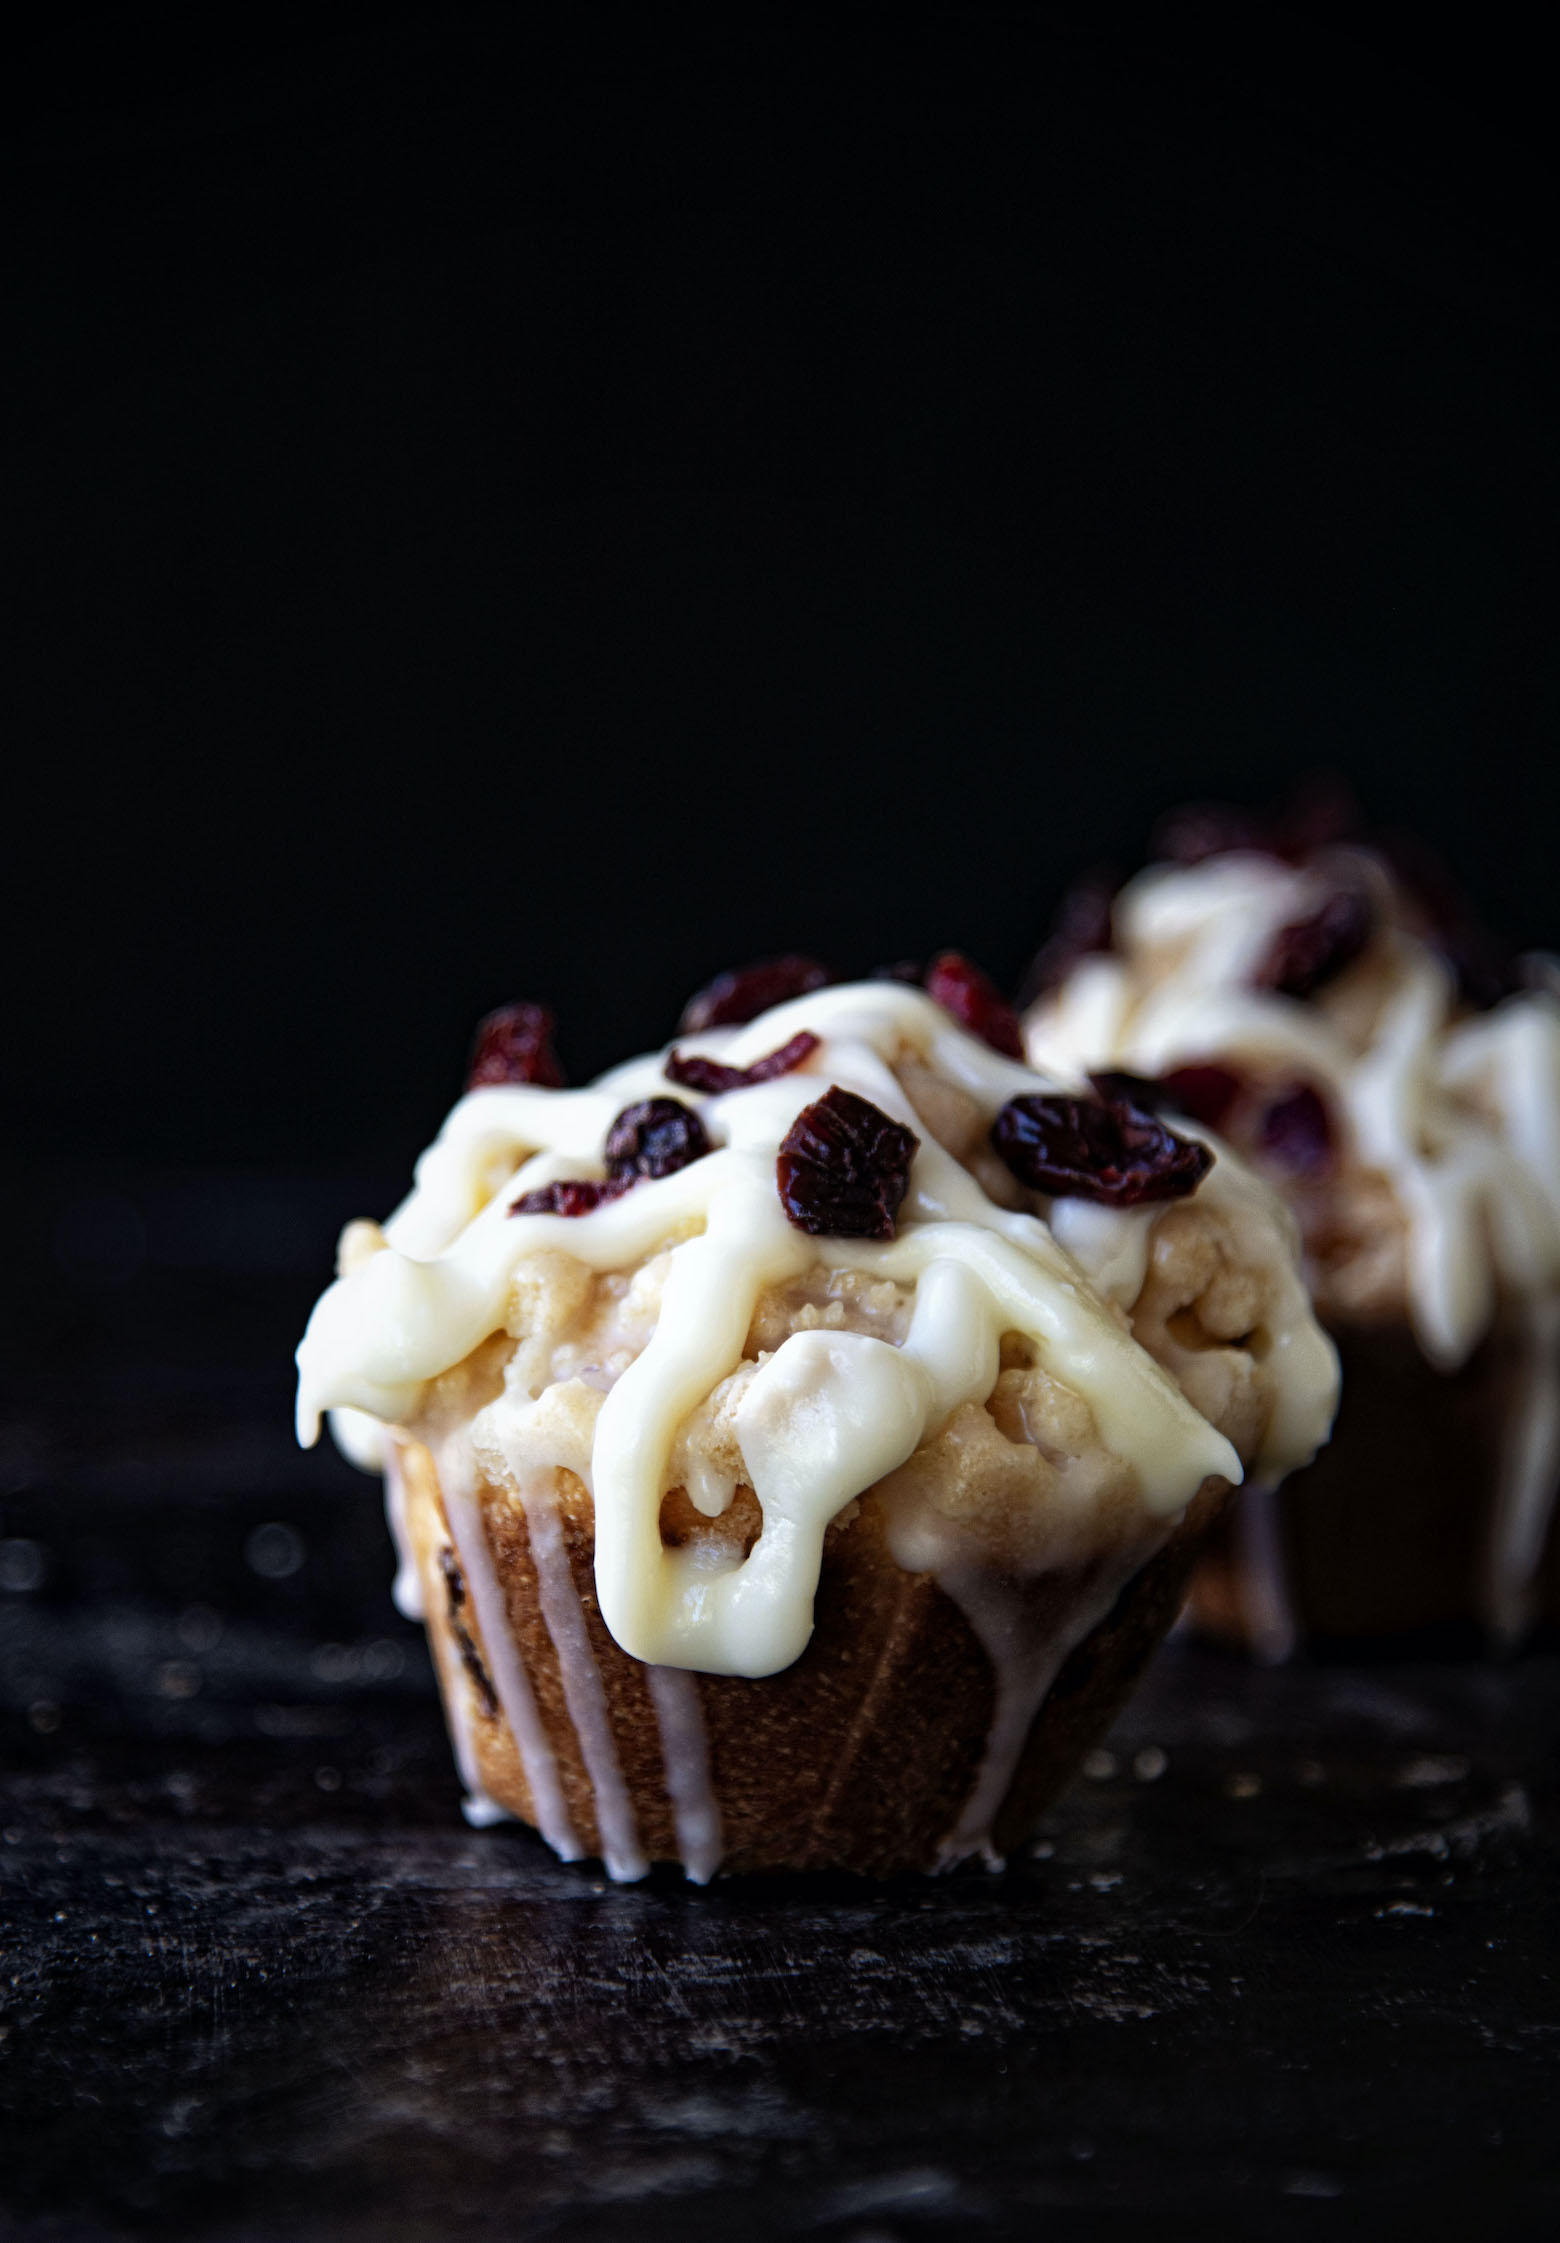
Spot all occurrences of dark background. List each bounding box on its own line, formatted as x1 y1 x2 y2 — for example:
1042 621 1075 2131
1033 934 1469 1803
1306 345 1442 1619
7 5 1557 1187
4 20 1560 2236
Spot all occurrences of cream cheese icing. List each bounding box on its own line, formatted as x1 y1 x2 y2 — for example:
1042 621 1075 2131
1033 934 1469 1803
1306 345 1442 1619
298 983 1336 1696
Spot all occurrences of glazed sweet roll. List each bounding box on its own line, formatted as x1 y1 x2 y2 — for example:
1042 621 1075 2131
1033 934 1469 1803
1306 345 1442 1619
298 962 1337 1876
1024 801 1560 1652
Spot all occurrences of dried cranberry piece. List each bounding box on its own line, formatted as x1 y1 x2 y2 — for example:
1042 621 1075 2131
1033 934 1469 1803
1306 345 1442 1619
1257 886 1375 1000
777 1086 919 1239
991 1091 1213 1207
603 1097 710 1181
923 951 1024 1059
510 1177 630 1219
1155 1063 1246 1132
510 1097 709 1218
1016 869 1119 1007
1089 1065 1245 1133
1257 1084 1335 1176
664 1031 820 1096
467 1001 566 1089
679 955 833 1033
1088 1069 1172 1114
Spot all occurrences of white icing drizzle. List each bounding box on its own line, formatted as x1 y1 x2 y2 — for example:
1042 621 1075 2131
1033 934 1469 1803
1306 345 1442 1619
521 1474 648 1882
1027 854 1560 1631
329 1402 387 1475
382 1432 505 1824
460 1792 512 1830
379 1430 424 1621
1482 1299 1560 1647
297 983 1337 1700
435 1432 582 1862
1045 1198 1156 1312
645 1664 724 1883
444 1685 508 1831
917 1540 1160 1871
1231 1481 1300 1667
918 1137 1326 1834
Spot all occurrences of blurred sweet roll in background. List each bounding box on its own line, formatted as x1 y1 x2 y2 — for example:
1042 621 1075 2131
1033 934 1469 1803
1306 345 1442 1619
1024 787 1560 1657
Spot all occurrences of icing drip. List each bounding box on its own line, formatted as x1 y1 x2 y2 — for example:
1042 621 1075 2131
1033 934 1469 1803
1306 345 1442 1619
380 1432 424 1622
522 1475 648 1882
329 1402 387 1474
920 1548 1162 1869
436 1433 582 1862
460 1792 512 1830
384 1437 505 1827
1231 1481 1299 1667
1483 1299 1560 1647
448 1720 508 1828
645 1665 724 1884
298 983 1337 1695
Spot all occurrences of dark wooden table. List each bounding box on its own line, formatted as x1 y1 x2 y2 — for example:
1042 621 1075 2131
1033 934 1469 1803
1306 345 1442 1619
2 1164 1557 2239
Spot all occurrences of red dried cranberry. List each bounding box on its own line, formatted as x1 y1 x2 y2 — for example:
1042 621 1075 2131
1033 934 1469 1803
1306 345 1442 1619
923 952 1024 1059
1089 1066 1244 1133
510 1097 709 1217
1016 869 1118 1007
777 1086 919 1239
1257 1084 1335 1176
991 1091 1213 1207
1157 1063 1246 1132
679 955 833 1033
1088 1069 1172 1113
1257 887 1374 1000
510 1177 629 1218
664 1031 820 1096
467 1001 566 1090
603 1098 710 1181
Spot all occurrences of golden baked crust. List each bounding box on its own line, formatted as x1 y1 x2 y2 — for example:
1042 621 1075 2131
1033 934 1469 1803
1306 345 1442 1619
403 1433 1229 1875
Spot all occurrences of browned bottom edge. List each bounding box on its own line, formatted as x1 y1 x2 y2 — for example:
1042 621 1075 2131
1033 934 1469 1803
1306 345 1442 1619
398 1440 1227 1878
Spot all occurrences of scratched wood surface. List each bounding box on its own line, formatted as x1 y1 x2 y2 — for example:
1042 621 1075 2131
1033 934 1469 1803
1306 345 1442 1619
1 1164 1557 2240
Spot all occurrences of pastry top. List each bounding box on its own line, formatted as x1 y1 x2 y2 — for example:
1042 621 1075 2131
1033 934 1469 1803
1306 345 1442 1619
296 977 1337 1678
1025 841 1560 1370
